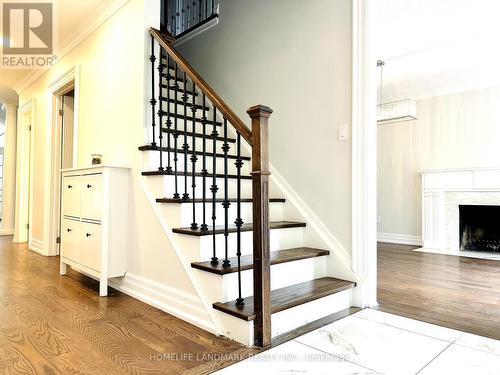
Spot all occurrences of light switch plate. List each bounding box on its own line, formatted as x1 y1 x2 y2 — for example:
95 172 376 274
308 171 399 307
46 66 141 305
338 124 348 141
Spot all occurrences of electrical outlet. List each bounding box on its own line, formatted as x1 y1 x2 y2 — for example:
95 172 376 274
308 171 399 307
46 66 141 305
338 124 348 141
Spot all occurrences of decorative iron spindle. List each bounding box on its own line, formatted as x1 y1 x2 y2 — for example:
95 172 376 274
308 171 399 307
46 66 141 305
235 133 244 307
158 51 165 171
150 36 157 147
182 72 189 200
165 54 172 174
201 94 208 232
222 118 231 269
205 0 208 18
173 61 180 199
210 107 218 265
190 82 198 229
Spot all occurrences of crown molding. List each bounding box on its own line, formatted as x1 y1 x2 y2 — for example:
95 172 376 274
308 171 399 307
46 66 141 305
14 0 131 94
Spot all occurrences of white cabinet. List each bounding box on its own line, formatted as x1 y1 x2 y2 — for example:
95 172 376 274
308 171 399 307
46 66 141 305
60 166 130 296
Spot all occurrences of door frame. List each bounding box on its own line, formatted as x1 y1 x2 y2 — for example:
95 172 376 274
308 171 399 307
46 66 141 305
351 0 378 307
14 99 35 245
45 66 80 256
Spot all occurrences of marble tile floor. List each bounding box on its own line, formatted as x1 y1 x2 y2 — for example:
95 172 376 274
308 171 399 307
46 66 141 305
215 309 500 375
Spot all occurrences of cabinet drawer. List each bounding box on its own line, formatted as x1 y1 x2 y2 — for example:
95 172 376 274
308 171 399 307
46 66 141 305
81 174 102 221
62 175 81 218
80 221 102 272
61 218 80 263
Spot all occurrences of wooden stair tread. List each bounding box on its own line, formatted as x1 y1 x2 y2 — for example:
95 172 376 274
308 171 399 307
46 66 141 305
191 247 329 275
161 83 200 96
138 145 251 160
160 96 210 111
156 197 285 204
158 110 222 126
141 170 252 179
161 128 236 143
173 221 306 236
213 277 356 321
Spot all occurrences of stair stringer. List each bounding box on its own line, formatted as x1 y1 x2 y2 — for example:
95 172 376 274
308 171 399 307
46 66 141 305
138 175 226 336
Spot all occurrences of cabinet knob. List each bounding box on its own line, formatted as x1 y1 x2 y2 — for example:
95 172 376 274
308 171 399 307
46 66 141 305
67 185 73 189
67 228 72 232
87 184 92 188
86 233 92 237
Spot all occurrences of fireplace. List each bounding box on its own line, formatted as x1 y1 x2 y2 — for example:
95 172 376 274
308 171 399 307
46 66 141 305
459 205 500 252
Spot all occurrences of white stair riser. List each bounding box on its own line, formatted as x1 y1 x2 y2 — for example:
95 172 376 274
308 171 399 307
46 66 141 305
174 201 283 228
227 257 327 300
213 288 352 346
158 175 254 198
160 134 241 155
145 173 282 200
176 227 305 262
145 150 252 175
196 256 327 302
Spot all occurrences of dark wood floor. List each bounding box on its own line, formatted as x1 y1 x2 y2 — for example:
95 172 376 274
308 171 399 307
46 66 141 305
0 237 250 374
378 242 500 340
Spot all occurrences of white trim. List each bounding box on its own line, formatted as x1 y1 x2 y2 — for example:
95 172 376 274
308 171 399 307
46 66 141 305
14 0 131 94
28 238 48 255
45 66 81 256
139 176 225 335
269 167 359 283
14 99 35 244
351 0 378 308
109 273 216 334
377 233 423 246
0 229 14 236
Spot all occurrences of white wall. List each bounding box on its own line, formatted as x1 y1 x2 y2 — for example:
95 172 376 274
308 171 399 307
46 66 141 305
378 85 500 238
18 0 215 329
177 0 353 252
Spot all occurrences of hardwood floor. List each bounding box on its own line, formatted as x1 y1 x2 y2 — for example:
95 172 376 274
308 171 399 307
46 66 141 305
378 242 500 340
0 237 247 374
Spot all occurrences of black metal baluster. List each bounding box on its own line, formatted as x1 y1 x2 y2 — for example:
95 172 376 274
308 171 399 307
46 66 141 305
158 50 164 171
210 107 218 265
165 54 172 174
150 36 157 147
198 0 202 25
182 72 189 200
235 133 244 307
205 0 208 18
212 0 215 15
173 62 180 199
222 118 231 269
201 94 208 232
190 82 198 229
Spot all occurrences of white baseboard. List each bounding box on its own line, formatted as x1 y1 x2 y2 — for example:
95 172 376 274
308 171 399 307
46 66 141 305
0 229 14 236
109 273 217 334
377 232 422 246
29 238 50 255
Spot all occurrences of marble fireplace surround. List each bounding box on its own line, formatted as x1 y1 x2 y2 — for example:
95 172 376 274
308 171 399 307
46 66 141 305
421 167 500 254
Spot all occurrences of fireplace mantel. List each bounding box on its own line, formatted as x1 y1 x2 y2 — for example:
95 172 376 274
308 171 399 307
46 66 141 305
421 167 500 251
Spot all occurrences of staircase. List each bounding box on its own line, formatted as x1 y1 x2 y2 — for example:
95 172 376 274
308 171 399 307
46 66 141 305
140 28 357 347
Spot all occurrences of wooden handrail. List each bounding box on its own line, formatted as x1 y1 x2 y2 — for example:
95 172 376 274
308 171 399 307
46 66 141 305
150 28 252 145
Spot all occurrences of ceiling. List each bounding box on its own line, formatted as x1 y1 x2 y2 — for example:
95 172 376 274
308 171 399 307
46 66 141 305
375 0 500 101
0 0 119 103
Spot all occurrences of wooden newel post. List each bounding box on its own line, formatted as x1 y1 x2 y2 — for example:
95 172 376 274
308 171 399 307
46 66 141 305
247 104 273 348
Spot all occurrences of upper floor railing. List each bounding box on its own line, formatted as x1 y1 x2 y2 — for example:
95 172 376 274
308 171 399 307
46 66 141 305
162 0 218 38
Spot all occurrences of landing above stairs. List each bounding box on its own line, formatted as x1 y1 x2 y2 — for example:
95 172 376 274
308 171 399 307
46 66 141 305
213 277 356 321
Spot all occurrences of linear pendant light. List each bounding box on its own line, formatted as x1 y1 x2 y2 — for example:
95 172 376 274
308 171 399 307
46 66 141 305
377 60 417 125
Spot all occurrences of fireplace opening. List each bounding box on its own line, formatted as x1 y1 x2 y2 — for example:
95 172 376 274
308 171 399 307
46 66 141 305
459 205 500 252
